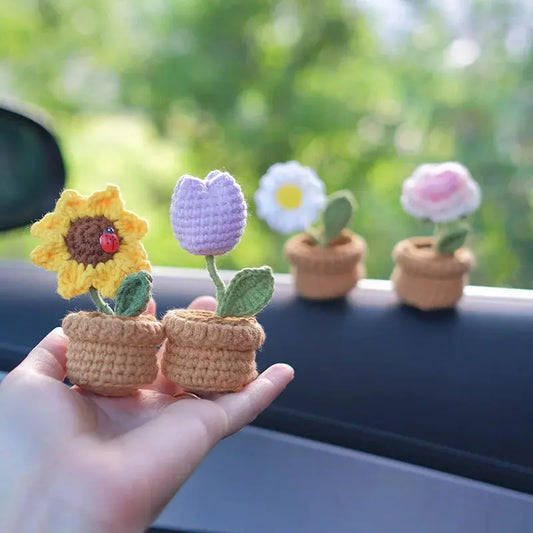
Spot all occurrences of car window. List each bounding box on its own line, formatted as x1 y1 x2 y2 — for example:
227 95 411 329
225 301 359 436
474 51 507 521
0 1 531 287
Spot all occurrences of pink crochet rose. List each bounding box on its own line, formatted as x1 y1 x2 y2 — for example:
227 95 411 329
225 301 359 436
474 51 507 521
401 162 481 223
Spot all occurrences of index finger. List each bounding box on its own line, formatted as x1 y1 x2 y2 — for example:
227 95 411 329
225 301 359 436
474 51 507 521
214 363 294 436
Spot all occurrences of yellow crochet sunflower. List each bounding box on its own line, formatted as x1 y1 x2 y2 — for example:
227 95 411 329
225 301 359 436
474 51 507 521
30 185 151 299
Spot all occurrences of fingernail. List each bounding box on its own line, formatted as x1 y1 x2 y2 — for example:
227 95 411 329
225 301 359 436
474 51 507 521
52 327 67 339
262 363 294 384
189 295 217 311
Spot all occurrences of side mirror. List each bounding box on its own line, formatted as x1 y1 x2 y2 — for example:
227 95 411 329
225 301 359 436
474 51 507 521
0 104 66 231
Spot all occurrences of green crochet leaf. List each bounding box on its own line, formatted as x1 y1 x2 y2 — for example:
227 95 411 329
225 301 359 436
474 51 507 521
114 271 153 317
217 267 275 318
323 190 356 245
436 226 469 255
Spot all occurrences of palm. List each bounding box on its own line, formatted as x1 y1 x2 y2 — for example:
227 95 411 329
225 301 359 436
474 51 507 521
0 297 293 531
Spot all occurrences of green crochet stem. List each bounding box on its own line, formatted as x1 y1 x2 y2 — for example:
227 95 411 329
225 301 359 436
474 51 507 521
89 287 114 315
306 227 321 245
205 255 226 311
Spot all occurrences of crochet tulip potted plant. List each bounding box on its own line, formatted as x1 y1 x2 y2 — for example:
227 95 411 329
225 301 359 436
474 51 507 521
162 170 275 394
254 161 366 300
30 185 163 396
391 162 481 310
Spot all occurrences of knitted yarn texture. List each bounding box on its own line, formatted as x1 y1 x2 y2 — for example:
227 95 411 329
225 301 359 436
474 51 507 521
284 229 366 300
216 266 275 318
63 311 164 396
64 216 120 267
31 185 150 299
161 310 264 394
401 162 481 223
254 161 326 234
391 236 474 310
170 170 247 256
114 271 153 317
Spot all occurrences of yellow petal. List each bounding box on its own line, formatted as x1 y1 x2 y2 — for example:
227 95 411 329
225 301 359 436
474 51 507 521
55 189 89 220
114 242 151 273
30 212 70 240
115 210 148 241
30 239 70 271
57 261 94 299
93 261 125 298
94 243 151 299
86 184 124 220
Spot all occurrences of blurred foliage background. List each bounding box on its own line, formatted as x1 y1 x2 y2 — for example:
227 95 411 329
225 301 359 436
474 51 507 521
0 0 532 286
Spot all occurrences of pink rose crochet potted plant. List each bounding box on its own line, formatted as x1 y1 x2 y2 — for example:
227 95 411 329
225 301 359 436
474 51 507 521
161 170 275 394
30 185 163 396
391 162 481 310
254 161 366 300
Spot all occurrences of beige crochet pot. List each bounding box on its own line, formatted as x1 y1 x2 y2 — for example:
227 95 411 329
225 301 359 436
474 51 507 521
391 236 474 311
161 310 264 394
62 311 163 396
284 229 366 300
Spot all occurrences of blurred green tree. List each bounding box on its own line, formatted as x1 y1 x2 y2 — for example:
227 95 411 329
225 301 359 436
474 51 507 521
0 0 531 287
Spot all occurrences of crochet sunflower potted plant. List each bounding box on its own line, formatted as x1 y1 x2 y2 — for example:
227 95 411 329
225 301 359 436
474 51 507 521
30 185 163 396
391 162 481 310
161 170 275 394
254 161 366 300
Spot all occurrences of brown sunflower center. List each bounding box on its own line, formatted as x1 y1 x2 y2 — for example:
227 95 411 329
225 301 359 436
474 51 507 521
64 216 120 267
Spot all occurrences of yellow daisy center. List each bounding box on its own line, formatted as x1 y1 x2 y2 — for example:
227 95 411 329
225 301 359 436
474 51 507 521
276 184 303 210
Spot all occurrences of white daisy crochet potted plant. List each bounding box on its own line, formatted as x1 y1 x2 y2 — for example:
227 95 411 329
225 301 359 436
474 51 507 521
255 161 366 300
391 162 481 310
161 170 275 395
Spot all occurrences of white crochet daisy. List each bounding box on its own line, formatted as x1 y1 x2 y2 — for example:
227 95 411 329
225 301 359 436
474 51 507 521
254 161 326 233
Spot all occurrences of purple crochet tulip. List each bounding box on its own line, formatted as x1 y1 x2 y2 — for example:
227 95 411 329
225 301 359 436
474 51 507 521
170 170 247 256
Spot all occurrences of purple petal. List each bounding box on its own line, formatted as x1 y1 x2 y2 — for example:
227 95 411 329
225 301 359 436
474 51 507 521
170 170 247 255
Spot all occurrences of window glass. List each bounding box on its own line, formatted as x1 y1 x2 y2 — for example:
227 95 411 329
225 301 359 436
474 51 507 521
0 1 531 287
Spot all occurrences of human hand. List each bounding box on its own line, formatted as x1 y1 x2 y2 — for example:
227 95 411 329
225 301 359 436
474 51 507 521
0 296 294 532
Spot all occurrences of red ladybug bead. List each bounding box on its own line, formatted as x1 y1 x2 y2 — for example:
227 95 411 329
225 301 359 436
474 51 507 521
100 231 119 253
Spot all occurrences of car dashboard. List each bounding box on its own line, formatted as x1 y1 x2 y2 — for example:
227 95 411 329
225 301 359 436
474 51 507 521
1 261 532 532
